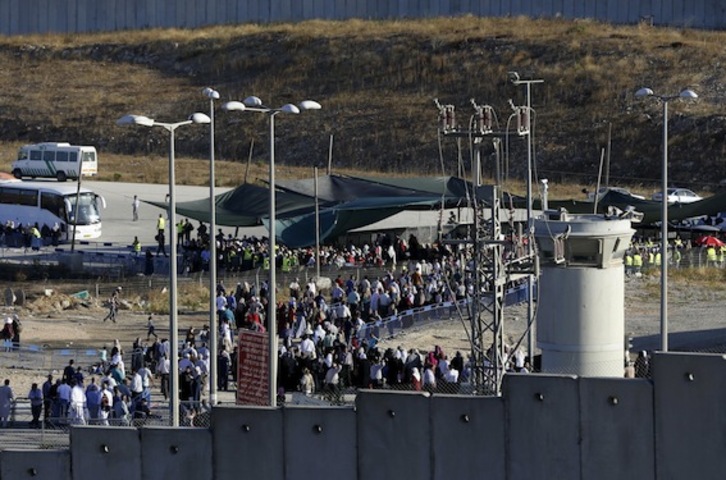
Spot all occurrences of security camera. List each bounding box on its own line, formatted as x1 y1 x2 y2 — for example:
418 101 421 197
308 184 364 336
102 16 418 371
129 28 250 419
508 71 520 83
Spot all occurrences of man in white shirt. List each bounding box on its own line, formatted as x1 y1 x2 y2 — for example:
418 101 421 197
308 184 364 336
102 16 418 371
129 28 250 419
69 380 86 425
300 335 316 360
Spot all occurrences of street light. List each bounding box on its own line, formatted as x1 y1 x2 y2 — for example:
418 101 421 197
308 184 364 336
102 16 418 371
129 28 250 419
116 112 211 426
509 71 543 368
202 87 220 407
635 87 698 352
222 96 321 407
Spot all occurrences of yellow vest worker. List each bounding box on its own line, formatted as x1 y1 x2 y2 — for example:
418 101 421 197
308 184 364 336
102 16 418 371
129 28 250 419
633 253 643 268
707 246 717 264
156 215 165 232
655 252 661 266
263 256 270 270
625 254 633 267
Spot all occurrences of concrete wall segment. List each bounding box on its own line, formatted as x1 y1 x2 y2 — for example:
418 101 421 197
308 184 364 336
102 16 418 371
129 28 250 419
356 390 431 480
503 373 580 480
579 377 655 480
140 427 212 480
70 426 141 480
430 394 505 480
283 406 356 480
212 405 284 480
653 352 726 479
0 449 71 480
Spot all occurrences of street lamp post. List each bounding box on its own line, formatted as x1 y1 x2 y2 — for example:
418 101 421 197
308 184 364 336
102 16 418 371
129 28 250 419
508 71 544 367
116 112 211 426
203 87 220 407
635 87 698 352
222 96 321 407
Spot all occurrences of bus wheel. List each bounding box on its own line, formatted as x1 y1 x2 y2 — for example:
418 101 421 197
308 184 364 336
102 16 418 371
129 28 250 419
12 169 22 179
56 171 67 182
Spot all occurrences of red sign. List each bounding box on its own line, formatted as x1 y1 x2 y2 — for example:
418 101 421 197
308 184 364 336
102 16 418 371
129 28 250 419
236 330 270 406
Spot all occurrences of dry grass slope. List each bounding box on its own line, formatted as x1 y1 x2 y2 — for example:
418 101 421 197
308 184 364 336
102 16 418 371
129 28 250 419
0 17 725 191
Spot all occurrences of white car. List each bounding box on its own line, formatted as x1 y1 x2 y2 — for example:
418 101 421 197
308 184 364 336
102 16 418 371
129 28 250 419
651 188 703 204
586 187 645 202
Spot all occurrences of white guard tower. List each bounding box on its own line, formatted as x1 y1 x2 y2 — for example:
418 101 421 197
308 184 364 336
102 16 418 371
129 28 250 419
533 209 635 377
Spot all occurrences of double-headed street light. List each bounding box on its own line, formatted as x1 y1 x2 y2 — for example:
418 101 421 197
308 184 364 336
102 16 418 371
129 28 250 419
116 112 211 426
222 96 321 407
202 87 220 407
635 87 698 353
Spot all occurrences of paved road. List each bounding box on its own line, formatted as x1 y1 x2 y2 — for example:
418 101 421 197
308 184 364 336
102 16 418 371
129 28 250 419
85 180 265 247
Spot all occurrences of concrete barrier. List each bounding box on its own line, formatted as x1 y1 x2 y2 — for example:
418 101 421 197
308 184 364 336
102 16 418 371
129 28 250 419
579 377 655 480
0 449 70 480
356 390 431 480
653 352 726 479
212 406 284 480
70 426 140 480
283 406 356 480
430 394 505 480
140 427 212 480
503 374 580 480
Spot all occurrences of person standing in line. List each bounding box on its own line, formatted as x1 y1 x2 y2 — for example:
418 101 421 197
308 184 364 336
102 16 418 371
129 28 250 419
42 374 53 425
156 214 167 257
28 383 43 428
0 379 15 427
132 195 140 221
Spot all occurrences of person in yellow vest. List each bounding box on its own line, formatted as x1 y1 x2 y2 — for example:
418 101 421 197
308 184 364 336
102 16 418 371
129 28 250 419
633 250 643 276
155 214 167 257
176 221 184 246
720 245 726 267
673 248 682 269
263 255 270 270
29 223 42 251
132 236 142 256
647 249 655 267
624 251 633 276
655 249 662 267
706 245 717 267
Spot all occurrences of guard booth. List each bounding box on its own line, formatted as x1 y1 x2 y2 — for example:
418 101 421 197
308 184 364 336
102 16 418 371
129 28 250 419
533 209 636 377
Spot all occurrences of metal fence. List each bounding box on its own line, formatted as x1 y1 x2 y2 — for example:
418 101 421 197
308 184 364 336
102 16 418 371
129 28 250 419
2 0 724 36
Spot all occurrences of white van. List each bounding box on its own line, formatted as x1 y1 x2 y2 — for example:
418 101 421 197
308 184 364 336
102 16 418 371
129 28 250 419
11 142 98 182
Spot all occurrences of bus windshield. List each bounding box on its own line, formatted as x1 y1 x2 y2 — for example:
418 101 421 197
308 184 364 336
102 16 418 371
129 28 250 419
66 192 101 225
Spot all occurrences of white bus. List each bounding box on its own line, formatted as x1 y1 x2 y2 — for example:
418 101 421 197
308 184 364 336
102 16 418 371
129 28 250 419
0 181 106 240
11 142 98 182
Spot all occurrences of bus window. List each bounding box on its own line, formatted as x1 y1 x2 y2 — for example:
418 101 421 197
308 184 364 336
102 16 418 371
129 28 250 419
56 151 69 162
81 151 95 163
17 149 29 161
0 188 37 206
43 150 55 162
70 152 78 163
41 192 65 218
30 150 42 161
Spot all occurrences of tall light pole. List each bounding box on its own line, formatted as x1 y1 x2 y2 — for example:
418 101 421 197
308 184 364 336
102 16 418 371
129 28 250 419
222 96 321 406
509 71 543 367
116 112 211 426
202 87 220 407
635 87 698 352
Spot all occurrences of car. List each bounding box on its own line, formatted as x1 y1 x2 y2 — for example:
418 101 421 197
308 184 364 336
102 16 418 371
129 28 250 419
651 188 703 204
585 186 645 202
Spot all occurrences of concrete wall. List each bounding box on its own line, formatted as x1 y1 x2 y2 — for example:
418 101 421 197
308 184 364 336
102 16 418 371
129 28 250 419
2 0 726 35
5 352 726 479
